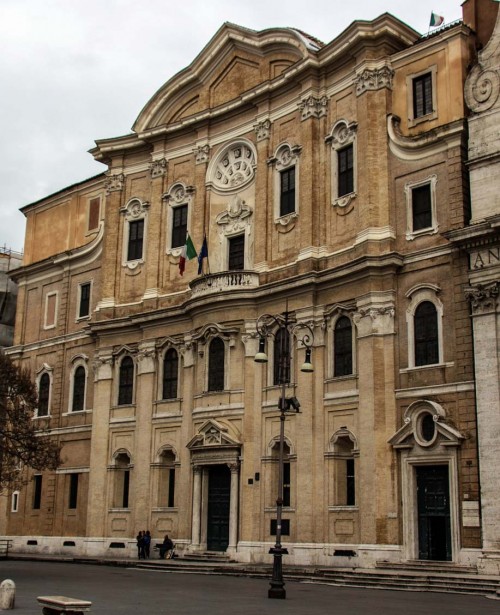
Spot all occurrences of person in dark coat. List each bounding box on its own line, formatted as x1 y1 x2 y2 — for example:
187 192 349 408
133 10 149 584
136 531 144 559
159 534 174 559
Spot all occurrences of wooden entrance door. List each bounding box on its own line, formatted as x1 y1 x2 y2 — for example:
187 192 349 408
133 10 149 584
207 465 230 552
417 465 452 561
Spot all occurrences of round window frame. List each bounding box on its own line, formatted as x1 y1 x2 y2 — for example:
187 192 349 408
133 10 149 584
207 140 257 194
414 410 438 447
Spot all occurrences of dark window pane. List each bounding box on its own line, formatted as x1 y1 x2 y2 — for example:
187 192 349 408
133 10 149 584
334 316 353 377
79 283 91 318
122 470 130 508
72 366 86 412
421 413 436 442
413 73 433 118
33 475 42 509
171 205 188 249
283 461 291 507
346 458 355 506
69 473 79 509
228 235 245 271
280 167 295 217
168 468 175 508
273 328 291 385
338 145 354 197
127 219 144 261
162 348 178 400
414 301 439 366
38 373 50 416
118 357 134 405
208 337 225 392
412 184 432 231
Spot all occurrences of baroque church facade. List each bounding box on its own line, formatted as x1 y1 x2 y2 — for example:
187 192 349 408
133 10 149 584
3 0 500 570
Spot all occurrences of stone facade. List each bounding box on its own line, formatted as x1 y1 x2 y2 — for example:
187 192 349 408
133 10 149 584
0 248 22 348
2 6 491 568
446 1 500 574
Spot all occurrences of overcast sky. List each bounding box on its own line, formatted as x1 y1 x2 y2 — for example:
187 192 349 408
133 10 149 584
0 0 464 253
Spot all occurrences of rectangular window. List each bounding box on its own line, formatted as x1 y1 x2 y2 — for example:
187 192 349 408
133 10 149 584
69 473 79 509
270 519 290 536
283 461 291 507
33 475 42 510
171 205 188 249
88 197 100 232
413 73 433 118
346 459 355 506
338 145 354 197
11 491 19 513
168 468 175 508
78 282 91 319
280 167 295 217
127 219 144 261
44 292 57 328
412 184 432 231
122 470 130 508
228 235 245 271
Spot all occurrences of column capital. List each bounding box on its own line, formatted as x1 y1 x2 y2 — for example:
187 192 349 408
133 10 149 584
465 282 499 315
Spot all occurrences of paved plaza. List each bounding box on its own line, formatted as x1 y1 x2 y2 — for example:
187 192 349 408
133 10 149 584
1 560 499 614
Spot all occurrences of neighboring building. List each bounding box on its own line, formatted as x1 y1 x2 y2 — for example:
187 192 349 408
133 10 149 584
0 247 23 349
446 1 500 575
4 1 495 569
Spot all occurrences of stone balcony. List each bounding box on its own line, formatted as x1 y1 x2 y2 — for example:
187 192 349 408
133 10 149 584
189 271 259 297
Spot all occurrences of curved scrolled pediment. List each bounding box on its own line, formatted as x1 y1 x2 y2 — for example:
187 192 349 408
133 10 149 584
133 24 317 134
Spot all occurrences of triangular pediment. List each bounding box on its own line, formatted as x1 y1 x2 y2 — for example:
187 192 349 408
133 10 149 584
389 401 465 450
133 24 313 132
187 419 241 450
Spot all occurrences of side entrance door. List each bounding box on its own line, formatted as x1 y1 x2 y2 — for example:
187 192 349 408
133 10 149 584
416 465 452 561
207 465 230 552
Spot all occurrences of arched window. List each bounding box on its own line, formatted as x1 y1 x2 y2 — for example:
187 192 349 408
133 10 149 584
271 441 291 508
158 449 176 508
273 328 291 385
118 357 134 405
162 349 178 400
113 452 131 508
414 301 439 366
334 316 353 377
38 373 50 417
332 434 356 506
208 338 225 392
72 366 86 412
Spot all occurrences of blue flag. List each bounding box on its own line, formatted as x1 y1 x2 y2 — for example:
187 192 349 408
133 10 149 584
197 235 208 275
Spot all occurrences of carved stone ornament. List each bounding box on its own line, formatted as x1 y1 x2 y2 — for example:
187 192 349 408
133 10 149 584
194 144 210 165
186 419 241 451
163 182 195 206
211 143 256 192
465 282 499 314
326 120 357 149
216 195 253 235
254 119 272 141
105 173 125 194
355 66 394 96
150 158 167 178
299 95 328 121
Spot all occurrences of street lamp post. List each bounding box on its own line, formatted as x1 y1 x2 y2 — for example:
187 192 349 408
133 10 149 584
254 308 314 600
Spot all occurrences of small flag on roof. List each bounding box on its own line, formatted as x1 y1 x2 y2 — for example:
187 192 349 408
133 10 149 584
429 12 445 27
179 234 197 276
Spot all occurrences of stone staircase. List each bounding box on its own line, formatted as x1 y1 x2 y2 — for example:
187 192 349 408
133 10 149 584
134 558 500 597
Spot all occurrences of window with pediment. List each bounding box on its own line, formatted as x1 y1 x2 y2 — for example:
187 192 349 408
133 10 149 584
269 143 301 229
121 198 149 269
406 285 443 369
163 182 194 255
162 348 179 400
118 356 134 405
327 120 357 215
334 316 353 377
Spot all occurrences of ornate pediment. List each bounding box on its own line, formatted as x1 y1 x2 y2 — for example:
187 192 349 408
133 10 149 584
187 419 241 450
389 400 465 450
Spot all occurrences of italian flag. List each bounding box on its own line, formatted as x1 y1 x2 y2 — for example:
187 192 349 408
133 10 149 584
179 234 197 276
429 12 445 27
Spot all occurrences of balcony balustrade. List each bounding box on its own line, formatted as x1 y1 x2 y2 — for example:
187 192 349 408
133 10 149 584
189 270 259 297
